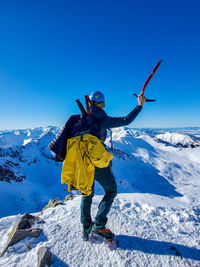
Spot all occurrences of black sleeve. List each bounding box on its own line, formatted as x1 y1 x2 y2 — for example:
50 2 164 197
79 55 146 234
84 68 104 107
104 105 142 129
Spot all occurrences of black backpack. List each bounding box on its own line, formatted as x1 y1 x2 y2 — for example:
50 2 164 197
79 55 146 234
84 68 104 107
49 97 101 162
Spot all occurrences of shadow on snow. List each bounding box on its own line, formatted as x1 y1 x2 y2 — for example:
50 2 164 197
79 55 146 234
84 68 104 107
51 253 69 267
116 235 200 261
111 137 183 198
134 165 183 198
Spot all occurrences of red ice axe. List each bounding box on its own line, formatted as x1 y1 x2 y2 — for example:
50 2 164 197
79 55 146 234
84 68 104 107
134 59 163 102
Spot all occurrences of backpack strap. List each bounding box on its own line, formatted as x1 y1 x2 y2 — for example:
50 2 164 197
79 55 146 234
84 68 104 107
108 129 113 151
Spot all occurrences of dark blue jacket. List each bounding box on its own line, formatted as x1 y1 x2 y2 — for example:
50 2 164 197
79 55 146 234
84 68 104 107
49 105 142 161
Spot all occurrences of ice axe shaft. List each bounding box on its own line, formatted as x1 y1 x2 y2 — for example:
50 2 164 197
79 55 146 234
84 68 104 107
141 59 162 95
134 59 162 102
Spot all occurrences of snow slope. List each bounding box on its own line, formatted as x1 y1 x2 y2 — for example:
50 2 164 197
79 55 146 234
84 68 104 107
0 127 65 217
0 194 199 267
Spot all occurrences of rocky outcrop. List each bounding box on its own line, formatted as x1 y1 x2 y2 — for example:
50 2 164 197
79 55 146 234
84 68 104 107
109 147 135 160
37 246 52 267
0 213 43 257
42 195 76 212
0 161 25 183
63 194 76 202
42 198 63 212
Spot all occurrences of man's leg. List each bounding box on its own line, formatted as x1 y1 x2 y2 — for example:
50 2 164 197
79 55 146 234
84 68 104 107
94 163 117 228
80 185 94 227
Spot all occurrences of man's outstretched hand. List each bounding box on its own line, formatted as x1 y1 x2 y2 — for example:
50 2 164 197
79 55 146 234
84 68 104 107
137 94 146 107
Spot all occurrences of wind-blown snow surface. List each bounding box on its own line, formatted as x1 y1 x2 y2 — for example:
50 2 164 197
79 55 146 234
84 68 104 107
0 195 200 266
0 126 200 266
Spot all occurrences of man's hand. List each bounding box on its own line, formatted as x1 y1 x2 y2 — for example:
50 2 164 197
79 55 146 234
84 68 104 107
137 94 146 107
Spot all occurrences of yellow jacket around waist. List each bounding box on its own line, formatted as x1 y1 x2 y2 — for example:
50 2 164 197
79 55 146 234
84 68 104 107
61 134 113 196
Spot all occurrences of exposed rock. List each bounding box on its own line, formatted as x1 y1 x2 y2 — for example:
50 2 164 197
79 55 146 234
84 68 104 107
0 161 25 183
0 165 16 182
26 241 32 251
37 246 52 267
63 194 76 202
0 213 43 257
42 198 63 212
109 147 135 160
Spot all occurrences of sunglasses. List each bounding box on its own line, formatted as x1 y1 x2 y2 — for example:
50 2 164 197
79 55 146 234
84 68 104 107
95 102 105 108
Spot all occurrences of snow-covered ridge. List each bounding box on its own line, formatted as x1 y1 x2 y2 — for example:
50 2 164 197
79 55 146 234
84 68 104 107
156 132 200 147
0 126 200 218
0 126 59 149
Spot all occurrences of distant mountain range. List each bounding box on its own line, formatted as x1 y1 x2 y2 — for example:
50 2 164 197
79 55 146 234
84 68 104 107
0 126 200 218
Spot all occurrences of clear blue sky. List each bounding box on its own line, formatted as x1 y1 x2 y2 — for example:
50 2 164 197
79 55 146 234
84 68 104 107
0 0 200 130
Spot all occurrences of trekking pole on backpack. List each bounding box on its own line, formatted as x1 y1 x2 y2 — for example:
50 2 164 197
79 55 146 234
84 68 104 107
84 95 92 113
134 59 162 102
75 99 87 116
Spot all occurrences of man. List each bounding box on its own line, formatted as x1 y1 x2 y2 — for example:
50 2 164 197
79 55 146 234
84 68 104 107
81 90 145 241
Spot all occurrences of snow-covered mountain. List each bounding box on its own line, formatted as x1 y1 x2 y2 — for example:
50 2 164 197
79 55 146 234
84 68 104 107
0 126 200 266
0 126 63 217
155 132 200 147
0 126 200 218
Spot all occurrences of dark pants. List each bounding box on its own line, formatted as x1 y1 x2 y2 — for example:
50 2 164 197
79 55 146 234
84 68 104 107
80 163 117 228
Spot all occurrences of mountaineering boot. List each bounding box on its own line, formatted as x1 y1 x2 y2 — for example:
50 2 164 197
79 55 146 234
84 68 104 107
91 224 115 241
82 224 93 241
